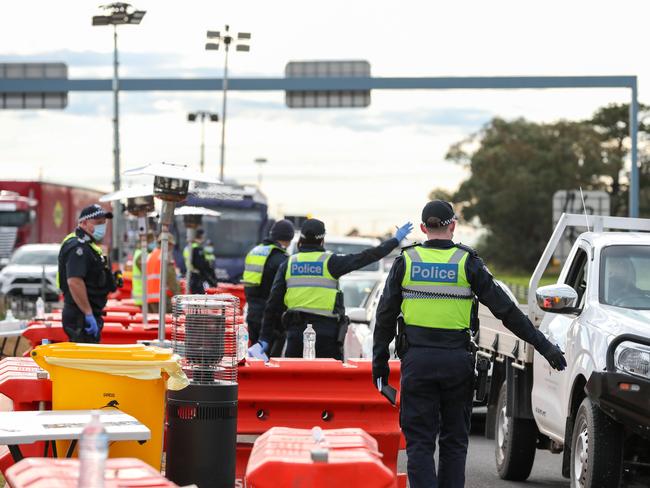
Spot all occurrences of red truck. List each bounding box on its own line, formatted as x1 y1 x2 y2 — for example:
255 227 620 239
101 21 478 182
0 181 109 266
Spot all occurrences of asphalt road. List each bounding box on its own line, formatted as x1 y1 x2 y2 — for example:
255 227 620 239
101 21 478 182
398 415 570 488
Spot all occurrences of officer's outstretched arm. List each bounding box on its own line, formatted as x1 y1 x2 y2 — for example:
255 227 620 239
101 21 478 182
67 277 92 315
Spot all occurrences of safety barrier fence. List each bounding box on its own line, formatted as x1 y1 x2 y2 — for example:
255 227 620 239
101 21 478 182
0 356 406 487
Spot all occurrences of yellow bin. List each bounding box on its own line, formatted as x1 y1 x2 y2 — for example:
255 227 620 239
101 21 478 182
31 343 188 470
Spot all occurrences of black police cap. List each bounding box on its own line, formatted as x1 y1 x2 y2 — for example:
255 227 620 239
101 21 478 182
270 219 295 242
300 218 326 240
79 204 113 222
421 200 456 228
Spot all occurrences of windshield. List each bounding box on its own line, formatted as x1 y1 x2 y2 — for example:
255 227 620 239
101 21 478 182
0 211 29 227
325 242 379 272
10 248 58 265
340 278 378 308
175 208 264 258
600 245 650 309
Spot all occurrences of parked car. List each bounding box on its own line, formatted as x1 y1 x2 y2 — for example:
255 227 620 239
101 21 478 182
0 244 60 301
287 235 383 273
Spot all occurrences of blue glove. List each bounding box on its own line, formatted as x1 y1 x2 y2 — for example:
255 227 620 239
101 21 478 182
84 314 99 338
247 341 269 361
394 222 414 242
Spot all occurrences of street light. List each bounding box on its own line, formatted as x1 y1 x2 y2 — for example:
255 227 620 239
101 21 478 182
92 2 146 263
187 111 219 173
254 157 267 187
205 25 251 181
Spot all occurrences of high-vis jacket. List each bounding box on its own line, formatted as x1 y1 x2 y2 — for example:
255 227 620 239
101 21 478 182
132 248 143 305
401 245 473 330
242 243 284 286
146 247 170 303
56 231 104 289
183 242 199 273
284 251 338 317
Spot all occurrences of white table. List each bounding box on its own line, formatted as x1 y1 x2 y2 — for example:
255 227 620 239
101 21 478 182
0 409 151 461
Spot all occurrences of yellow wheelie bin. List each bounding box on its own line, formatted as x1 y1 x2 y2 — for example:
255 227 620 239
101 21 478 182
31 343 189 470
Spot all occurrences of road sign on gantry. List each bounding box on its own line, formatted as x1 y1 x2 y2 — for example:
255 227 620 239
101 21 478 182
0 63 68 109
552 190 610 263
285 60 371 108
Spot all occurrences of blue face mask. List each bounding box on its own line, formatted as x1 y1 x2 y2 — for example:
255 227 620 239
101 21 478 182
205 246 214 254
92 223 106 242
147 242 156 252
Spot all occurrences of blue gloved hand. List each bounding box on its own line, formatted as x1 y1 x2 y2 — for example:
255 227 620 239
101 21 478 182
394 222 414 242
84 314 99 338
247 341 269 362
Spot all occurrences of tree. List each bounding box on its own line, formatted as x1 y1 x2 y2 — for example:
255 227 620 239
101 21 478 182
448 118 606 270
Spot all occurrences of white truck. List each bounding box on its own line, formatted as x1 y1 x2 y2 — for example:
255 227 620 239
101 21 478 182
478 214 650 488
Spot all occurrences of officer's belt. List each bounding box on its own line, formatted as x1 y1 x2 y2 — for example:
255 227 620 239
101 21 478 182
404 325 470 350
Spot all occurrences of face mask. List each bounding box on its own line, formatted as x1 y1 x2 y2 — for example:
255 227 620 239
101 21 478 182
147 242 156 252
205 246 214 254
92 223 106 241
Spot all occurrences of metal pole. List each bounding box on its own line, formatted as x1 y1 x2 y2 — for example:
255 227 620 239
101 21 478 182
200 113 206 173
158 225 169 344
112 24 123 262
139 216 148 329
629 82 639 218
185 227 196 293
219 45 229 181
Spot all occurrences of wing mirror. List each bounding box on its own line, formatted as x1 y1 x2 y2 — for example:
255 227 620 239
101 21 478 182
536 284 579 314
347 307 370 324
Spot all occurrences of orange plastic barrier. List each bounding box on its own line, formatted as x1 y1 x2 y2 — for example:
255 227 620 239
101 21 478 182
237 358 405 487
5 458 180 488
246 427 396 488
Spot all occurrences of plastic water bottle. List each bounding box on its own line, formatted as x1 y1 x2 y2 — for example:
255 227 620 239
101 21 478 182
237 324 249 362
303 324 316 359
35 297 45 320
78 411 108 488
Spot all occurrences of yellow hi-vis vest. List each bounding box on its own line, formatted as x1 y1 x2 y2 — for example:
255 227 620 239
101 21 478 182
56 232 104 289
132 248 144 305
242 243 284 286
401 246 473 330
284 251 338 317
183 242 200 273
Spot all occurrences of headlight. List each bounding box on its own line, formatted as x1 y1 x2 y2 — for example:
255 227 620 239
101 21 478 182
615 343 650 379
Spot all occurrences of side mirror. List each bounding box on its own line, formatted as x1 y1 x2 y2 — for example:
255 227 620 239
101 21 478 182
536 284 579 314
347 307 370 324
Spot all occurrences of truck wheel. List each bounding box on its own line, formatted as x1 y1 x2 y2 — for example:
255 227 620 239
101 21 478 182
495 382 537 480
570 397 623 488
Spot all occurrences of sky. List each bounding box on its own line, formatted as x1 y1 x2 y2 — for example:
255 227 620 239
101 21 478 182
0 0 646 237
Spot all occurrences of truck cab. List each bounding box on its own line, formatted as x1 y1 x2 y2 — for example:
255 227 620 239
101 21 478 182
480 214 650 488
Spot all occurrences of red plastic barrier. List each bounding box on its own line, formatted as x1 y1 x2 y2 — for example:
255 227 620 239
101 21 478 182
5 458 180 488
206 283 247 312
0 357 52 474
245 427 397 488
237 358 405 487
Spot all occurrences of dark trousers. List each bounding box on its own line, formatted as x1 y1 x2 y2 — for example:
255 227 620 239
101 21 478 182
62 304 103 344
189 274 205 294
285 320 342 360
400 346 474 488
248 319 261 345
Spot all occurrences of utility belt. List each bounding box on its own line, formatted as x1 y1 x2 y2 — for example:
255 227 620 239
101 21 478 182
282 310 349 344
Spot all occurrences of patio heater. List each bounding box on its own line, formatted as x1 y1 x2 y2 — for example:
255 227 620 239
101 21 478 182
166 294 239 488
126 194 155 327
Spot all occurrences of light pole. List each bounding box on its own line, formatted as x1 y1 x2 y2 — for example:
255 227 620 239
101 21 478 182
254 157 267 187
187 111 219 173
205 25 251 182
92 2 146 262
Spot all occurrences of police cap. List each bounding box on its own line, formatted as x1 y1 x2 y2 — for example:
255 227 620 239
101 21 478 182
421 200 456 228
300 218 326 240
79 204 113 222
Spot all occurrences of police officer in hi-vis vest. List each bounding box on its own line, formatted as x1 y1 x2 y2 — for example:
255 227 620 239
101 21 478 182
249 218 413 360
57 204 118 343
372 200 567 488
242 219 295 346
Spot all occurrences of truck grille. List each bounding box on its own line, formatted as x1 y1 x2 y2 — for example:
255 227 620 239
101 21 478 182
0 227 17 259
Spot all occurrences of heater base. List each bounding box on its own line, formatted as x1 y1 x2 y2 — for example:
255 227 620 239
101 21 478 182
166 383 238 488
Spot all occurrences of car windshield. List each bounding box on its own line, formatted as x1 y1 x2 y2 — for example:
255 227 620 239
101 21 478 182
0 211 29 227
340 278 378 308
325 242 379 272
10 248 58 265
600 245 650 309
